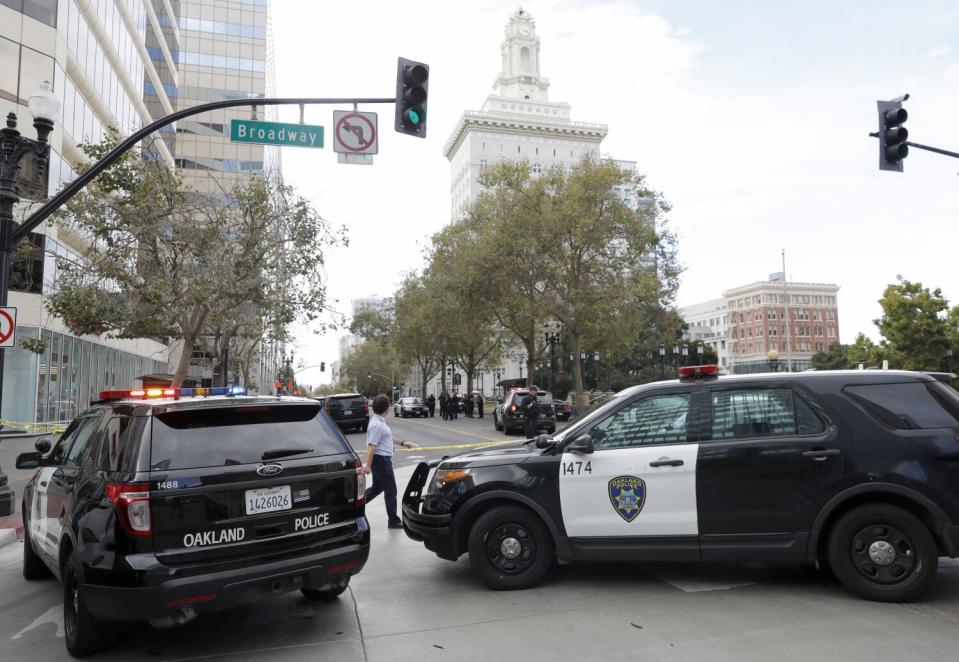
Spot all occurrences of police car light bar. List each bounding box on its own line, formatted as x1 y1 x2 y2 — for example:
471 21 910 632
99 388 178 400
678 364 720 381
179 386 246 397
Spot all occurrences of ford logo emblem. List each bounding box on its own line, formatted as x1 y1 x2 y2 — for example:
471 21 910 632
257 464 283 477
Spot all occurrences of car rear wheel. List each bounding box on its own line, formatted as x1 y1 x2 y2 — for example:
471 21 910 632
827 503 937 602
301 576 350 601
468 505 553 590
22 509 51 580
63 554 116 657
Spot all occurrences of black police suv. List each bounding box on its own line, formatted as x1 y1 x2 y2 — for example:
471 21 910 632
16 387 370 657
493 388 556 435
404 367 959 602
325 392 370 432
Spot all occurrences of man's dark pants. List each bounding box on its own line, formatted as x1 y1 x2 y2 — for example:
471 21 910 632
525 416 538 439
365 454 400 526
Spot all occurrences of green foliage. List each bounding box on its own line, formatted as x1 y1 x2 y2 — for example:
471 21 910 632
874 277 951 371
848 333 889 368
46 131 343 386
339 339 405 398
811 342 852 370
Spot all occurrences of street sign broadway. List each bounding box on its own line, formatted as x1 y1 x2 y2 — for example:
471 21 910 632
0 307 16 348
333 111 378 154
230 120 324 148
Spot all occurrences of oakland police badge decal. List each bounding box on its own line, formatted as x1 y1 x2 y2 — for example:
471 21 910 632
608 475 646 523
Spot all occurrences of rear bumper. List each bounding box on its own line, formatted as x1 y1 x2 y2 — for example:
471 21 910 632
83 530 370 622
332 417 368 429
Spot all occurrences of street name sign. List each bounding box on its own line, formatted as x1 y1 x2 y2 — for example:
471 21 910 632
230 120 324 148
0 307 17 348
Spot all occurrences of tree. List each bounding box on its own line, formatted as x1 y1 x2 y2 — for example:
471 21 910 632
847 333 889 368
811 343 851 370
539 156 679 407
391 273 443 398
339 339 406 398
46 132 343 386
874 277 951 371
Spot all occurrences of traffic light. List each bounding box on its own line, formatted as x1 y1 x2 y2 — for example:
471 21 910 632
877 94 909 172
320 362 325 372
394 57 429 138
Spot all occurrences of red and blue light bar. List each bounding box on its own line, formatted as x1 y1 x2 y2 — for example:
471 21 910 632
678 364 720 382
98 386 247 400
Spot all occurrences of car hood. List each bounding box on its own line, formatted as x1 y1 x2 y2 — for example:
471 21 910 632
441 441 538 468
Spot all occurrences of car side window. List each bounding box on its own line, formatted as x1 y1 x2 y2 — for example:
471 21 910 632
63 415 103 468
711 388 796 439
795 395 826 434
48 418 84 465
590 394 689 449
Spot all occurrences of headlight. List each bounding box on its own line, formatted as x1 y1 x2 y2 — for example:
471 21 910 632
432 468 471 491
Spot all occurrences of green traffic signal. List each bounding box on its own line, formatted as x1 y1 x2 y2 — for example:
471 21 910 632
406 108 422 125
394 57 429 138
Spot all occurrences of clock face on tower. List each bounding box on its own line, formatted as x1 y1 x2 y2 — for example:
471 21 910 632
520 27 530 36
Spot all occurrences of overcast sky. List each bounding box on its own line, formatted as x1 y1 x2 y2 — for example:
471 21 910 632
269 0 959 389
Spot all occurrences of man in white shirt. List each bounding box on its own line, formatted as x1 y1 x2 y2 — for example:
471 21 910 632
364 394 415 529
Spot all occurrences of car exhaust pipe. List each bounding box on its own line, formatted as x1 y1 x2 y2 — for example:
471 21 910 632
149 606 198 629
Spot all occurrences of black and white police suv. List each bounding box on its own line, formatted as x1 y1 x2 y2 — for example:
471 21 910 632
16 386 370 657
403 366 959 602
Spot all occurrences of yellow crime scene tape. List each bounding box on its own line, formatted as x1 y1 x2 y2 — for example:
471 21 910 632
396 439 517 452
0 419 68 434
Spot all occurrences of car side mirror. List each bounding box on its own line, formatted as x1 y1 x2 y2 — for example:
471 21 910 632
34 437 51 454
534 435 556 449
16 451 43 470
567 434 595 454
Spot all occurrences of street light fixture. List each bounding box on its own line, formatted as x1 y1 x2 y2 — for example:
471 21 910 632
543 320 561 395
659 344 666 379
767 349 780 372
681 344 689 367
946 348 954 373
697 341 704 362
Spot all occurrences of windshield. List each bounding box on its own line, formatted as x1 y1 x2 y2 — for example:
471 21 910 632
551 391 631 443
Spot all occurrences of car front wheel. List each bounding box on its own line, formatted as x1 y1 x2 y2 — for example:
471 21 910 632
827 503 937 602
468 505 553 590
22 509 51 580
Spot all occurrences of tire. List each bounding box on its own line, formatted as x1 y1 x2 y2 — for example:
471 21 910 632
22 508 52 580
468 505 553 590
301 576 350 601
63 554 116 657
827 503 938 602
494 415 502 431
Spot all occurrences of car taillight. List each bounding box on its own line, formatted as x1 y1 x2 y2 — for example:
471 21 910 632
364 405 369 415
105 483 151 537
354 459 366 506
510 404 517 412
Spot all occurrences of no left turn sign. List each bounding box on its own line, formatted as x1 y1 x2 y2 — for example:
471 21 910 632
333 111 378 154
0 307 16 348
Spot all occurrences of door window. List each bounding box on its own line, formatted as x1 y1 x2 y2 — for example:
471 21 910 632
590 394 689 449
63 415 103 468
711 388 797 439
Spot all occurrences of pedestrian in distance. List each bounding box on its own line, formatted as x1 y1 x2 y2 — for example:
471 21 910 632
364 394 417 529
477 393 484 419
519 385 540 439
466 394 474 418
439 393 448 420
427 393 436 418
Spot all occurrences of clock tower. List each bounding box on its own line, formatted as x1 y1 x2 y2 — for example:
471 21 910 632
493 7 549 102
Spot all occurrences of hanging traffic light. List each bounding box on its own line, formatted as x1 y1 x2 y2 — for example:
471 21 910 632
877 94 909 172
394 57 429 138
320 362 325 372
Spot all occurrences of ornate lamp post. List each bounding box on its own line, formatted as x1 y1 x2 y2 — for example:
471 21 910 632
681 344 689 367
0 81 59 414
946 348 953 373
697 341 704 364
659 344 666 379
543 321 561 395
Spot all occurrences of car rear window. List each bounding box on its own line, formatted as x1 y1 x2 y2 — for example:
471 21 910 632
845 382 959 430
327 397 366 409
149 404 349 470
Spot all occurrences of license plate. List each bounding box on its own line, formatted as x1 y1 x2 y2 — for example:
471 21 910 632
245 485 292 515
344 409 352 416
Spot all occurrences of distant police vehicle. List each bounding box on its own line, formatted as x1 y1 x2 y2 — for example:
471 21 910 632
493 388 556 435
16 387 370 657
403 366 959 602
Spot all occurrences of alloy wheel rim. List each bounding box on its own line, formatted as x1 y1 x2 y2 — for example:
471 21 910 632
850 524 916 585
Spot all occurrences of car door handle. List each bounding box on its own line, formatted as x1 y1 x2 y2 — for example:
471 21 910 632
649 458 684 468
803 449 840 461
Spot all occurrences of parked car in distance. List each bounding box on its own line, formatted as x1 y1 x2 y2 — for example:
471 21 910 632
325 393 370 432
493 388 556 435
553 398 572 421
394 397 427 418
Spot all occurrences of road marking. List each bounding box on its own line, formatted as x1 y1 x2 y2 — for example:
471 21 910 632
11 605 63 640
392 417 505 443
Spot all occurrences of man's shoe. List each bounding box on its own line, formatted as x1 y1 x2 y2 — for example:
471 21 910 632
388 522 404 529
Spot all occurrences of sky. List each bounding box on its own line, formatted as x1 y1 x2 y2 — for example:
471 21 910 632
269 0 959 390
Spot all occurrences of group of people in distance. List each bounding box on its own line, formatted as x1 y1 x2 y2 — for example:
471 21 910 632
430 392 484 420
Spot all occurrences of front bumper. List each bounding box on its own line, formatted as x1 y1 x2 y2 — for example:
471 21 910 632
402 462 455 560
83 533 370 622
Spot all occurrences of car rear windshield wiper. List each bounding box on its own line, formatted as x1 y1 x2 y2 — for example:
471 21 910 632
262 447 313 460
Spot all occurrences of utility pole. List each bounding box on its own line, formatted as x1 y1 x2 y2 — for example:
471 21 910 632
782 249 792 373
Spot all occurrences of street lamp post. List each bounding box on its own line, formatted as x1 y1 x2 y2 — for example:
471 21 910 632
659 344 666 379
0 81 59 416
543 321 561 395
767 349 780 372
946 348 953 373
697 341 704 364
681 344 689 367
593 352 600 390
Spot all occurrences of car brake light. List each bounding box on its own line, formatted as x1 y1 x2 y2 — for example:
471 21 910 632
106 483 152 536
364 405 369 415
678 364 720 381
510 404 517 412
354 459 366 506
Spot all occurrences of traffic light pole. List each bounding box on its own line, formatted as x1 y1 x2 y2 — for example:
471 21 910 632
869 133 959 161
